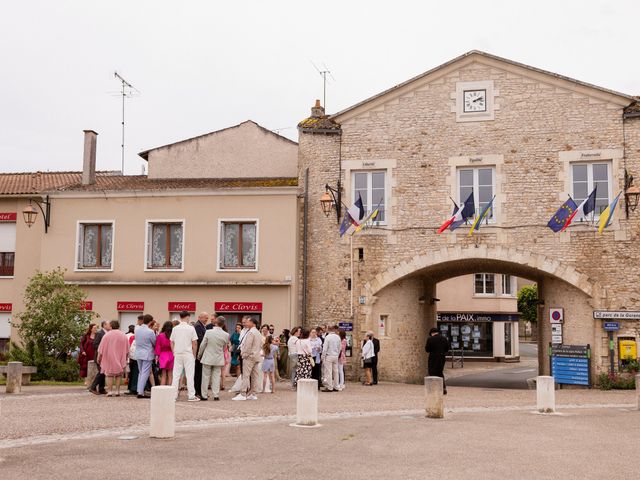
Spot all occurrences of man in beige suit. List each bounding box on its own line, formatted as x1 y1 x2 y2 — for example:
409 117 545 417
197 318 230 401
232 317 262 401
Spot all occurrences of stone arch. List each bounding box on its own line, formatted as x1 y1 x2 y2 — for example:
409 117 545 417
362 245 605 304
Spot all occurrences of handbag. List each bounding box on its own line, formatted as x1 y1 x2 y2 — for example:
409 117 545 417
309 355 316 367
363 357 373 367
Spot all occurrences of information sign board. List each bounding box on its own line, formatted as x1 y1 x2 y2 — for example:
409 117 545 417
550 344 591 387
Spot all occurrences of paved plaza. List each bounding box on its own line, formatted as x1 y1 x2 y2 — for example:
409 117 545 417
0 377 637 479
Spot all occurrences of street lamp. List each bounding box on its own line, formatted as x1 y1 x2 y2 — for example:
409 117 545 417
22 196 51 233
320 183 342 224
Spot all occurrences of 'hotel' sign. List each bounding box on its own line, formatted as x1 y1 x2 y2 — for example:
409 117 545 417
168 302 196 312
0 303 12 312
0 213 17 222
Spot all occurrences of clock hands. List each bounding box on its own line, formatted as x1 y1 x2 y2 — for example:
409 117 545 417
473 96 484 103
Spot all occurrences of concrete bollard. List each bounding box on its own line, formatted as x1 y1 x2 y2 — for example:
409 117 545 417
425 376 444 419
150 386 176 438
87 360 98 386
5 362 23 394
296 379 319 426
536 376 556 413
636 374 640 411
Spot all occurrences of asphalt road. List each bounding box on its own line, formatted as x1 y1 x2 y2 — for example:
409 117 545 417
447 343 539 389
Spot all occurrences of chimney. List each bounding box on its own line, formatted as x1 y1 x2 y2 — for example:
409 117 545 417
311 99 325 118
82 130 98 185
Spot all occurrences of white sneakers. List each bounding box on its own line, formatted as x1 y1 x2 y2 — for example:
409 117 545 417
232 393 258 401
187 397 200 402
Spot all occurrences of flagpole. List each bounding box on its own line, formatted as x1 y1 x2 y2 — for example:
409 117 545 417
350 235 354 319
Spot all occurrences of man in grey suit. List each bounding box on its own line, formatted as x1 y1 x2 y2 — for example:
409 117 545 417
135 314 157 399
197 317 230 401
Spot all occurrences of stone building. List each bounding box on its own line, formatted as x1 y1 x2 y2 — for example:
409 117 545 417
298 51 640 383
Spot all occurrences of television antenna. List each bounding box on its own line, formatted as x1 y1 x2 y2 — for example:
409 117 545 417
310 61 335 111
113 72 140 175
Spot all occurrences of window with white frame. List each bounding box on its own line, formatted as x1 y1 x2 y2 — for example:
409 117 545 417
219 221 257 270
146 222 183 269
0 222 16 277
77 223 113 270
571 162 611 219
501 274 514 296
353 170 386 223
459 167 495 222
474 273 495 295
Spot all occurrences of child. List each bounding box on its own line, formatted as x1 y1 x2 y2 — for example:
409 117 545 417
261 335 279 393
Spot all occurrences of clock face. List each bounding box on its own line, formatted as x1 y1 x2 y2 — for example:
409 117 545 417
463 89 487 112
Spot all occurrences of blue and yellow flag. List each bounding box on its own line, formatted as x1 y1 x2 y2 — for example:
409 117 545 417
598 192 621 234
468 196 495 236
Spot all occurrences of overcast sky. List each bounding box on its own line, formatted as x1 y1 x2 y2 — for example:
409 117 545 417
1 0 638 175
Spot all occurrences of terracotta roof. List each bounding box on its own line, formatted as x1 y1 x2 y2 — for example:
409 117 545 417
138 120 298 160
0 171 297 195
297 101 342 134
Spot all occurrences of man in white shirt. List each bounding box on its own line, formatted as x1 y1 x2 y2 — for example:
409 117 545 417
287 327 301 389
170 311 200 402
321 325 342 392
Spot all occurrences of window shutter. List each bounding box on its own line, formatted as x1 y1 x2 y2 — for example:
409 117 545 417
145 222 152 269
77 224 84 269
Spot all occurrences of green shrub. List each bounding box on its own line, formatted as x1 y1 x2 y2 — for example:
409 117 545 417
597 371 636 390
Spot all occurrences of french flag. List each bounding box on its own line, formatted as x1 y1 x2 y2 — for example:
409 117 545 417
437 192 475 233
560 187 597 232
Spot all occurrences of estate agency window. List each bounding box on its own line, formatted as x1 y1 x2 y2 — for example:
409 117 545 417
219 221 257 270
571 162 611 219
474 273 495 295
353 170 386 223
77 223 113 269
146 222 184 269
437 315 494 357
0 221 16 277
458 167 494 221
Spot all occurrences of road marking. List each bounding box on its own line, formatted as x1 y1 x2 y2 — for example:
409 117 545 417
0 403 635 450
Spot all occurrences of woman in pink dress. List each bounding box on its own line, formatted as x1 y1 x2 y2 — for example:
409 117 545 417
155 321 174 386
97 320 129 396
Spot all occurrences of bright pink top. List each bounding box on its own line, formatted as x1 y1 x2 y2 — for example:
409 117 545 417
155 332 174 370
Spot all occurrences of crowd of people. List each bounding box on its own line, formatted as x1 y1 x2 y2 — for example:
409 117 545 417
78 311 387 401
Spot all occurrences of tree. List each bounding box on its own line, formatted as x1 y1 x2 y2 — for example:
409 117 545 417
10 268 98 381
517 284 538 324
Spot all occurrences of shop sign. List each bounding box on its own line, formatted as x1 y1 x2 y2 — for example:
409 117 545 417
80 301 93 311
214 302 262 312
602 322 620 331
168 302 196 312
593 310 640 320
0 212 17 222
338 322 353 331
437 312 520 322
117 301 144 311
0 303 12 312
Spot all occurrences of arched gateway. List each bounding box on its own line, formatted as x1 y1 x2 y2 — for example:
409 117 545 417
359 245 606 383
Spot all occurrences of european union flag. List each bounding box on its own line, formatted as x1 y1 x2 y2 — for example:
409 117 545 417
548 198 578 233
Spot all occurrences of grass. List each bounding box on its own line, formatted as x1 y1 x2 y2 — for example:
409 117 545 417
0 378 84 386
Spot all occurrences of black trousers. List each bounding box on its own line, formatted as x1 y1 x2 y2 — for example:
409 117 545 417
428 354 447 391
311 361 322 388
128 359 139 393
89 363 106 393
371 356 379 384
194 359 203 396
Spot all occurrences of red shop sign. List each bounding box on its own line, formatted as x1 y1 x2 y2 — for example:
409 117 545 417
117 301 144 311
80 301 93 311
168 302 196 312
214 302 262 312
0 303 12 312
0 212 17 222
